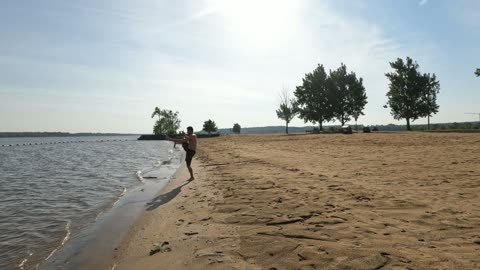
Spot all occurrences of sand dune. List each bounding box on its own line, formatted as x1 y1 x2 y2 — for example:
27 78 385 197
115 132 480 270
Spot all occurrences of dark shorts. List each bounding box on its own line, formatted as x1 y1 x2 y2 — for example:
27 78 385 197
185 149 196 166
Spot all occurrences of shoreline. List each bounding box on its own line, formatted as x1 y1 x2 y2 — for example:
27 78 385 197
39 150 183 270
113 160 254 270
113 133 480 269
112 159 240 270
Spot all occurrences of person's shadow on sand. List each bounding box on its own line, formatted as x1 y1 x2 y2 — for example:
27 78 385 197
145 179 194 211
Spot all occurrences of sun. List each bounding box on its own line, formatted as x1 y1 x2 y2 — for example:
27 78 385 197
206 0 303 50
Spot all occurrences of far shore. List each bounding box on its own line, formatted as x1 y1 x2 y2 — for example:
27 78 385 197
113 132 480 269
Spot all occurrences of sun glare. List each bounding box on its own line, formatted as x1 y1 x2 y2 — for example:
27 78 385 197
207 0 302 50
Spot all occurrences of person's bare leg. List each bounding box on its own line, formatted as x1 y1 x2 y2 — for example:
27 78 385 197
187 165 194 180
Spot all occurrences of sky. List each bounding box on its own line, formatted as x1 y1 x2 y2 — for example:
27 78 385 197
1 0 479 133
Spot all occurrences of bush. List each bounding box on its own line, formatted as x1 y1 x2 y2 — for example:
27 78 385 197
341 126 352 134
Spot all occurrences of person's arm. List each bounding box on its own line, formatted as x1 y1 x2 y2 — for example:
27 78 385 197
165 135 186 144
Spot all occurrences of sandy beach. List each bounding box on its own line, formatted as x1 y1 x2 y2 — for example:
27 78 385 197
114 132 480 270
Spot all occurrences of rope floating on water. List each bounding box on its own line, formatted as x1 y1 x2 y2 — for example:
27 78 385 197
1 139 131 147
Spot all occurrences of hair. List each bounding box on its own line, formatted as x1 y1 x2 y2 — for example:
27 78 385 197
187 126 193 132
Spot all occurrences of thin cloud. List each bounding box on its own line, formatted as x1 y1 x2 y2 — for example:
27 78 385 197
419 0 429 6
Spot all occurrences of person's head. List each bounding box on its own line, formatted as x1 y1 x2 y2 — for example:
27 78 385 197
187 126 194 135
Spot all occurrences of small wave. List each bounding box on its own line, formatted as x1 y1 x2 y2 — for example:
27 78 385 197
136 149 176 183
18 251 32 269
18 258 27 269
45 248 58 261
112 187 127 206
120 187 127 197
95 211 104 221
45 220 71 262
61 220 71 246
135 170 145 183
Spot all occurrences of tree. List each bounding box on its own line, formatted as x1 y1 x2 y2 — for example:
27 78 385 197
294 64 334 130
476 68 480 77
151 107 181 135
327 63 367 126
350 75 368 131
232 123 241 134
203 119 218 134
421 73 440 130
385 57 440 130
276 88 297 134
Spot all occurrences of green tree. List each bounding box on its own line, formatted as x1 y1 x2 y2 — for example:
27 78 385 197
294 64 334 130
476 68 480 77
421 73 440 130
151 107 181 135
385 57 440 130
276 88 297 134
202 119 218 134
327 63 367 126
232 123 241 134
350 75 368 131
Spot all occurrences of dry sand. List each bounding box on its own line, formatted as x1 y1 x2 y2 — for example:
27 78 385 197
114 132 480 270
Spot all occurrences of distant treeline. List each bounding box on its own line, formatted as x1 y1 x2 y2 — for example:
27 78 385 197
216 121 480 134
0 132 137 138
407 122 480 131
216 126 316 134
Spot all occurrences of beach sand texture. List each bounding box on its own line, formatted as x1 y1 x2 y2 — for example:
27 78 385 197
115 132 480 270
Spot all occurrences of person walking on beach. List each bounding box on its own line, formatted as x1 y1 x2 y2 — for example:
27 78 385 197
166 126 197 180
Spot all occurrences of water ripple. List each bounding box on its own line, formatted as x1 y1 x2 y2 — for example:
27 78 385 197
0 136 175 270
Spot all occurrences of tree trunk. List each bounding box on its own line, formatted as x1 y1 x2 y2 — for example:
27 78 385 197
286 121 289 134
406 118 411 131
427 115 430 130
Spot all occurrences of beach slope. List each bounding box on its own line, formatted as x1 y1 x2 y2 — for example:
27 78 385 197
115 132 480 269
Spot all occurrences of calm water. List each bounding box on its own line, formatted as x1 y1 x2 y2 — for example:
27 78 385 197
0 136 179 270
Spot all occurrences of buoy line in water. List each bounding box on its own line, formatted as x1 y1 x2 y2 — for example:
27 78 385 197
1 139 132 147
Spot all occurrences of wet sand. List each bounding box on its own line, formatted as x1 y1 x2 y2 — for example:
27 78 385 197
114 132 480 269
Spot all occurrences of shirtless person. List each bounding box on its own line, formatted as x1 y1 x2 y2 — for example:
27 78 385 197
166 126 197 180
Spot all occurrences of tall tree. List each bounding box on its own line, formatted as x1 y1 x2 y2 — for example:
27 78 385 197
276 88 297 134
151 107 181 135
203 119 218 134
350 75 368 130
294 64 334 130
327 63 367 126
232 123 241 134
385 57 440 130
476 68 480 77
328 64 350 126
421 73 440 130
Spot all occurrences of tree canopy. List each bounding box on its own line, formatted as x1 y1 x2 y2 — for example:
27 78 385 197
151 107 181 135
294 63 367 130
232 123 241 134
328 63 367 126
276 88 297 134
294 64 333 130
476 68 480 77
385 57 440 130
203 119 218 134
